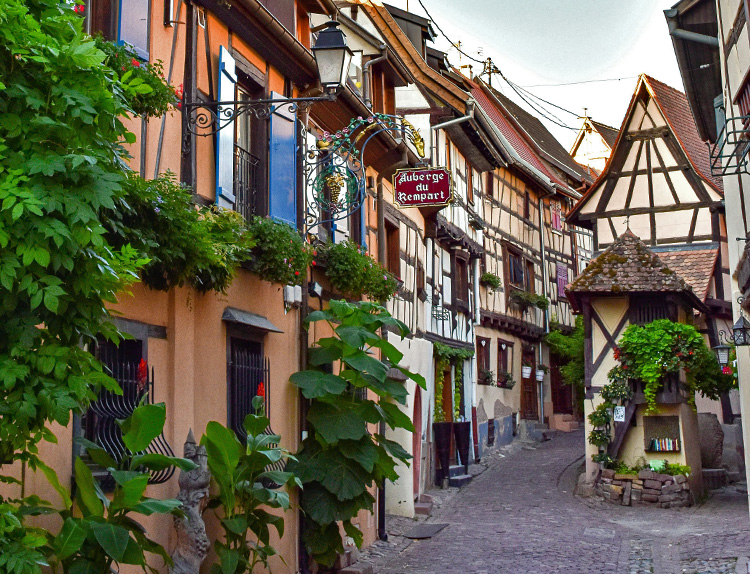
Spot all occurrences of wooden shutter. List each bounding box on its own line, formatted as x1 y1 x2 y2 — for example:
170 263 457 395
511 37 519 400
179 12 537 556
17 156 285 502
269 92 298 227
556 265 568 299
216 47 237 210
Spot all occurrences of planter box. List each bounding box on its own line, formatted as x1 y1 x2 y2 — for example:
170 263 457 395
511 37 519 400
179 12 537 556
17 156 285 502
433 421 453 485
522 365 532 379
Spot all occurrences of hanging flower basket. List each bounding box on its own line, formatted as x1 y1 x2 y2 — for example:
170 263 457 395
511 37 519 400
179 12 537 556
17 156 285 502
521 365 532 379
535 369 545 382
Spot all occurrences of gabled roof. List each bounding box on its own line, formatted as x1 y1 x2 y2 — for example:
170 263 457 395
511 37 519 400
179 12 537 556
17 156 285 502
356 0 468 113
591 120 619 148
567 74 722 225
469 79 579 196
646 75 722 191
565 230 703 311
656 247 718 302
481 82 592 185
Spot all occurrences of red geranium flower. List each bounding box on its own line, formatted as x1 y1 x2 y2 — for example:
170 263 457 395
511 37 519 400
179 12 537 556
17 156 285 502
257 382 265 398
131 58 141 68
136 359 148 390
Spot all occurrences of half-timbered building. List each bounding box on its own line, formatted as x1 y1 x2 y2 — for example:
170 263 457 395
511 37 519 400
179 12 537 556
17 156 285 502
566 74 735 423
570 116 619 177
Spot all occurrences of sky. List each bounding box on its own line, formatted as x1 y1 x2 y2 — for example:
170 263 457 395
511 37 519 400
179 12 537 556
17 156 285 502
384 0 685 150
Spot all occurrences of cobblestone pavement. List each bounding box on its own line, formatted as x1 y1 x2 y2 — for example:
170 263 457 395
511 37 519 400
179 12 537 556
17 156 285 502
357 430 750 574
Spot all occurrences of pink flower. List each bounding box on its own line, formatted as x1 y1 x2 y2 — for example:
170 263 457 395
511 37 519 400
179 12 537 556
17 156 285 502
367 117 374 123
323 131 330 137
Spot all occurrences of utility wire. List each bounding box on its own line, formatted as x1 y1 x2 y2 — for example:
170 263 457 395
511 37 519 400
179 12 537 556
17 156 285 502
416 0 578 130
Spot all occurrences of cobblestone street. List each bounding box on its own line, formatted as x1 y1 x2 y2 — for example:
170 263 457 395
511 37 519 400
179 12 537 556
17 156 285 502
359 431 750 574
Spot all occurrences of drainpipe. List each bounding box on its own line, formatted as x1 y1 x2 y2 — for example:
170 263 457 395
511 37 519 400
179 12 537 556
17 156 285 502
538 197 549 425
664 9 720 47
377 150 409 542
363 46 388 109
430 100 475 164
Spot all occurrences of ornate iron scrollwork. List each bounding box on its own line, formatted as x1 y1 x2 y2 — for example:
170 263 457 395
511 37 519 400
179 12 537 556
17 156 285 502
303 113 426 234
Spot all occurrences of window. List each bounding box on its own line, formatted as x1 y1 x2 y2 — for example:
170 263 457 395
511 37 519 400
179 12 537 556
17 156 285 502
486 172 494 199
454 253 469 303
508 251 524 288
477 337 491 383
524 191 531 219
87 0 150 59
631 296 671 325
550 200 562 232
497 339 513 386
466 163 474 204
524 260 535 293
235 87 264 219
386 220 400 277
81 337 175 486
557 265 569 299
227 337 269 441
349 51 364 93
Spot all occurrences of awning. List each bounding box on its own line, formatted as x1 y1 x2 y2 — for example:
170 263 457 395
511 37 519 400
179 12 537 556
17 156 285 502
222 307 283 333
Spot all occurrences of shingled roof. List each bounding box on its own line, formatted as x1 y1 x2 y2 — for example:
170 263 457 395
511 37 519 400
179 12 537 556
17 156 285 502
656 247 718 302
566 230 703 311
590 120 619 149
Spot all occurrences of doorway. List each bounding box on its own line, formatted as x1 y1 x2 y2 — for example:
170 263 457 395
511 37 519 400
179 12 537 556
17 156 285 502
520 350 538 420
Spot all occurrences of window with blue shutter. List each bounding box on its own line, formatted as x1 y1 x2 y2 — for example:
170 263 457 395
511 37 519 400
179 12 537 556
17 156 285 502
269 93 297 227
215 47 237 210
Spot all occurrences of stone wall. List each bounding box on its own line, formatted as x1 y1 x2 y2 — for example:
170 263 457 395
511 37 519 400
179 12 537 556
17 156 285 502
596 469 691 508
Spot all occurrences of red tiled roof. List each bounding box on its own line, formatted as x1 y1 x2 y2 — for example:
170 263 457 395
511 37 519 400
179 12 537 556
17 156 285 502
645 75 723 193
470 84 571 190
590 120 619 149
656 248 718 302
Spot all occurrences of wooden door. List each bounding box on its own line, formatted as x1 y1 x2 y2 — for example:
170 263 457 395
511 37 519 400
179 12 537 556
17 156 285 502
550 354 573 415
520 351 538 420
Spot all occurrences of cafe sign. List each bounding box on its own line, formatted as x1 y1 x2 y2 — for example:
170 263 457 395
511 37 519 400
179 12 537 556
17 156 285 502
393 167 453 208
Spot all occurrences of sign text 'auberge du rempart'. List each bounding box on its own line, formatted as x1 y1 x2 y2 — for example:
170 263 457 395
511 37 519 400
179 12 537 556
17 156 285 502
393 167 453 208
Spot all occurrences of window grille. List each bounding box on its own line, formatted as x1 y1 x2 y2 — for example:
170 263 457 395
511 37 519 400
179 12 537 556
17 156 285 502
84 342 176 485
234 144 262 220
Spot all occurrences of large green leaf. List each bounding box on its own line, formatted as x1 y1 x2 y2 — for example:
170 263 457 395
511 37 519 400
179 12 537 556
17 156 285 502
201 421 242 477
308 344 342 365
131 452 198 472
68 559 99 574
90 522 131 562
242 412 270 438
343 520 363 548
335 326 378 349
35 458 72 510
338 439 379 473
300 484 341 525
131 498 183 516
54 518 86 560
289 370 348 399
119 403 166 453
375 434 411 462
112 474 148 509
316 449 369 500
217 546 239 574
74 457 103 518
119 536 146 565
74 437 117 469
378 401 414 432
369 338 404 364
307 401 367 444
343 350 387 380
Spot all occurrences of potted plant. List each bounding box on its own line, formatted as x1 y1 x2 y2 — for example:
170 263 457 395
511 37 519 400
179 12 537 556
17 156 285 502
478 368 495 385
521 361 532 379
496 370 516 389
536 364 549 381
479 272 502 293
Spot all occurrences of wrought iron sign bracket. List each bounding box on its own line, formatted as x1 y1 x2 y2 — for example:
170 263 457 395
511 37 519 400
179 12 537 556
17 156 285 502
182 93 337 137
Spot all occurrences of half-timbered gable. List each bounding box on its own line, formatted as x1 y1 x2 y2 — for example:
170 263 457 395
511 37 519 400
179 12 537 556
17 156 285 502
570 117 619 176
569 75 723 251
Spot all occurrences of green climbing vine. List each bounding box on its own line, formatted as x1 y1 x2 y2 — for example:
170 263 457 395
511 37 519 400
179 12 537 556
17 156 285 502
433 343 474 422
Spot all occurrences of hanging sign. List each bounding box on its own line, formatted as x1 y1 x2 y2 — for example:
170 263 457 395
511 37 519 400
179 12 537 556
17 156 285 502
393 167 453 208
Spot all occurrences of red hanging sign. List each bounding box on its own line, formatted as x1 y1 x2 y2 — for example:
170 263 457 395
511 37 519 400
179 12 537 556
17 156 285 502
393 167 453 208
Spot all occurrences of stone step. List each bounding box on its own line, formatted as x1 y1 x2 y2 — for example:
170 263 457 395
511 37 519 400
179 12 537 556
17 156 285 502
557 421 580 433
414 501 432 515
448 473 472 488
449 464 468 477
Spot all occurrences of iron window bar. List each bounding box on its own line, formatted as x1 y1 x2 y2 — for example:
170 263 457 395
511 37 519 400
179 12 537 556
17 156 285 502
228 349 286 488
87 359 176 485
709 116 750 176
234 144 262 220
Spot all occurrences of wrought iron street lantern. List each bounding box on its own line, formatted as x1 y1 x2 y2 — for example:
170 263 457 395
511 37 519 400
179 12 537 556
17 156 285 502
732 314 750 347
713 297 750 364
183 20 352 136
713 339 730 366
311 21 353 93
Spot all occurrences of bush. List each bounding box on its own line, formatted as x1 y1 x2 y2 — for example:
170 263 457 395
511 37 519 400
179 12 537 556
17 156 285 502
246 217 311 286
479 272 502 292
320 241 398 301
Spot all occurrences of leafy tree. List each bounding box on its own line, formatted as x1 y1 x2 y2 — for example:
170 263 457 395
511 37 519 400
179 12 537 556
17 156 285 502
288 301 425 569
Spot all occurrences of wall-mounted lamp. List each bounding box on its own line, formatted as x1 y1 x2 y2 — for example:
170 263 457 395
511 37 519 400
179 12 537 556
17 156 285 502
308 281 324 299
713 297 750 364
